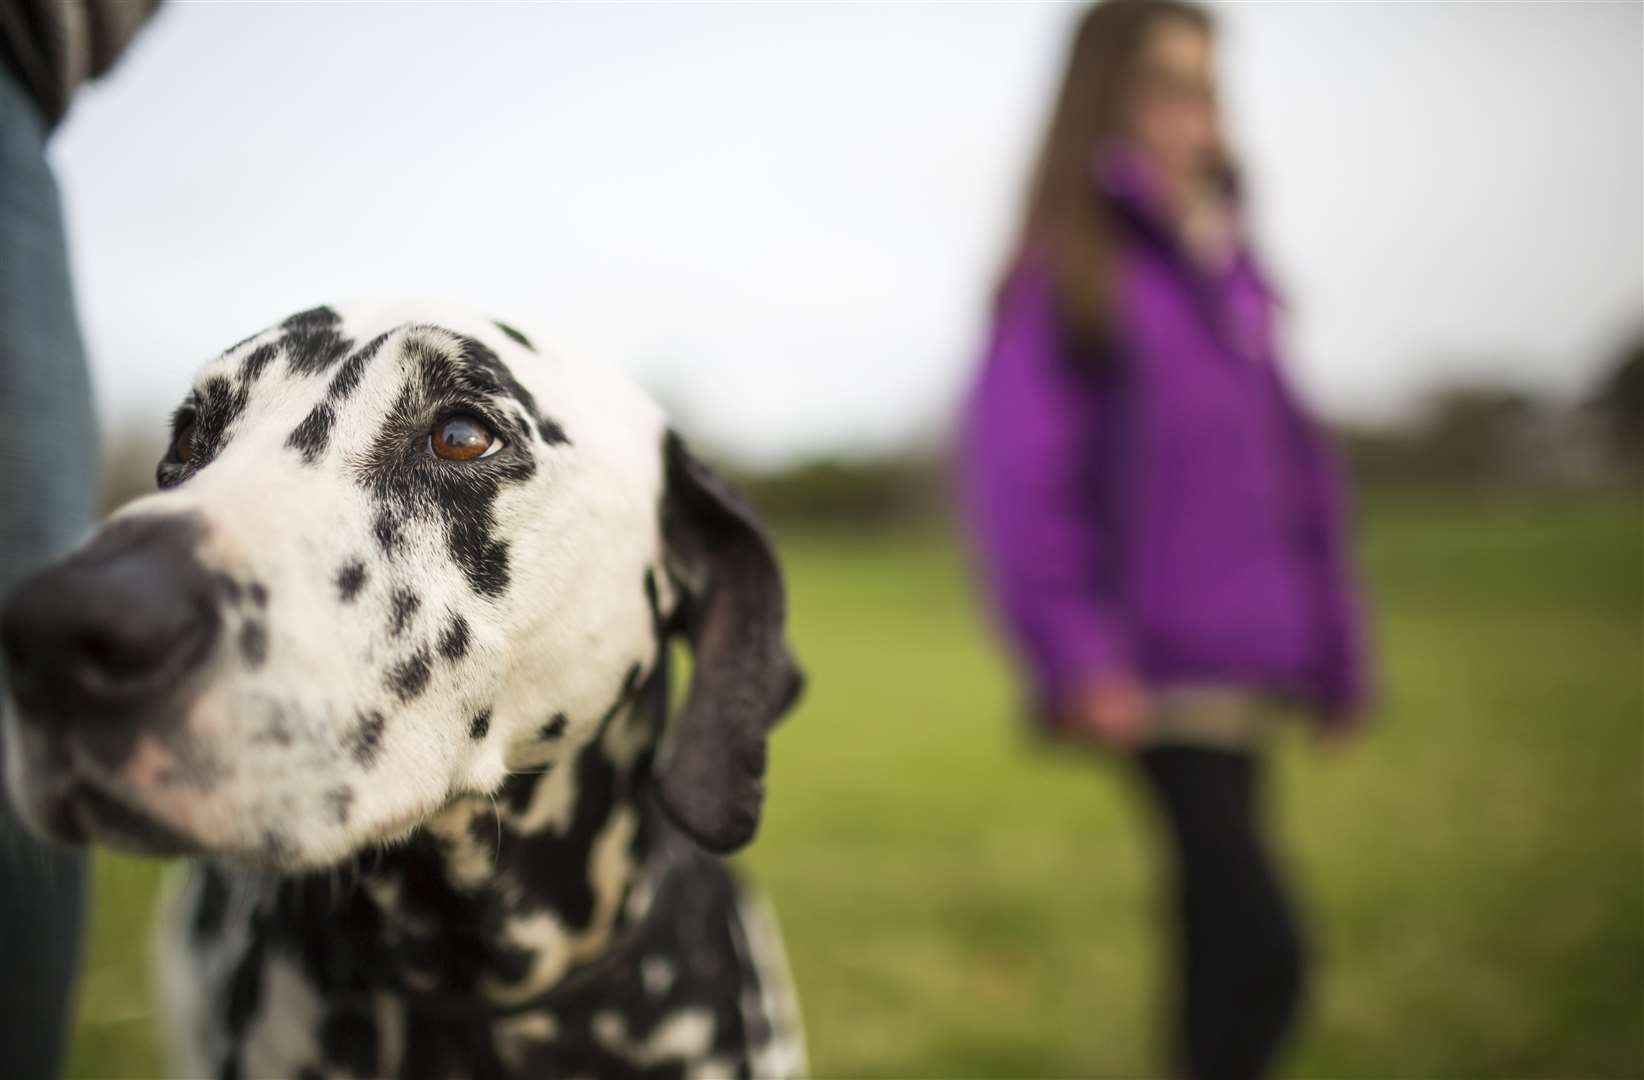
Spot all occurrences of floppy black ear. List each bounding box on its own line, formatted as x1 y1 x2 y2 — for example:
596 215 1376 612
653 432 804 854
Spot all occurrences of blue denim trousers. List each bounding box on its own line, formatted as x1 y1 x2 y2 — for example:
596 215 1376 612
0 64 97 1080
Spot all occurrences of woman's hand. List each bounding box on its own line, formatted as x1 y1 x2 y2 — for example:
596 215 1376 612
1057 675 1150 751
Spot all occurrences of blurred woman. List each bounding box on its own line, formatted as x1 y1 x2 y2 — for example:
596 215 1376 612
960 2 1371 1077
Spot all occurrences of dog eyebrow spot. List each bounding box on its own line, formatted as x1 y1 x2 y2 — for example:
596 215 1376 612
325 331 390 402
239 621 269 667
438 613 470 661
388 587 421 638
387 648 432 702
323 786 354 826
281 306 353 376
286 403 335 464
239 342 279 386
469 709 491 740
539 712 568 741
493 320 534 351
348 710 386 767
248 583 268 608
191 373 251 469
336 561 367 602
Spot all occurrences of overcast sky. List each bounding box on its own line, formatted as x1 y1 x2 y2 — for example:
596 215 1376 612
50 1 1643 467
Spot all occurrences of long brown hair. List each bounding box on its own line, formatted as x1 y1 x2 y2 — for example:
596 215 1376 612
1011 0 1216 347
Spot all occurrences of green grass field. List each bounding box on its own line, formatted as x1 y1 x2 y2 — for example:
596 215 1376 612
67 491 1642 1078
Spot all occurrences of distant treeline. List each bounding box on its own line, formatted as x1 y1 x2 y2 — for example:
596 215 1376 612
735 341 1644 527
101 342 1642 523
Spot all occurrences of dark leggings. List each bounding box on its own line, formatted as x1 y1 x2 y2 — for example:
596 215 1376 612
1137 746 1306 1080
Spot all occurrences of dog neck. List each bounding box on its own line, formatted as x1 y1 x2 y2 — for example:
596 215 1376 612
242 662 674 1012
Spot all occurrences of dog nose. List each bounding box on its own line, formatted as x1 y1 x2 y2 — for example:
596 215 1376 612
1 514 220 715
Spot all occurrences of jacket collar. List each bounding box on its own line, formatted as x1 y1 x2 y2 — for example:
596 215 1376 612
1093 141 1248 263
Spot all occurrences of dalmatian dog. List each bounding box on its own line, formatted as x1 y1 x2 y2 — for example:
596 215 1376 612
0 304 807 1079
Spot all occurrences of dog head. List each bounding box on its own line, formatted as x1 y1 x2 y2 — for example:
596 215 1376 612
1 304 800 869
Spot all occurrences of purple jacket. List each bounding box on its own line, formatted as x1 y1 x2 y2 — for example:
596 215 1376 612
960 156 1370 726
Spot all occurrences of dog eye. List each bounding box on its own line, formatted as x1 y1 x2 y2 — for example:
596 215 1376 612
430 414 501 462
168 412 196 465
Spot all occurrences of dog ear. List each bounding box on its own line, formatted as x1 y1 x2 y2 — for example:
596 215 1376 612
653 432 803 854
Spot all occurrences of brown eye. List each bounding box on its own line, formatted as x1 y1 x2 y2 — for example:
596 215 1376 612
170 414 195 465
430 414 500 461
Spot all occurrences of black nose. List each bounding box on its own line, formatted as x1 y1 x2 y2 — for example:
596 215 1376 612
1 514 220 717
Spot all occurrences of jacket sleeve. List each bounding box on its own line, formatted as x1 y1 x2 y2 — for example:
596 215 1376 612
958 261 1130 711
1282 380 1375 722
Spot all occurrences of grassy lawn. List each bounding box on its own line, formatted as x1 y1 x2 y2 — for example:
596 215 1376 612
67 491 1642 1078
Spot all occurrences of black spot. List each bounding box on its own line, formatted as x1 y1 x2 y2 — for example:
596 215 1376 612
617 661 641 701
469 709 491 740
644 566 674 636
188 373 251 472
349 710 386 767
248 582 268 607
239 342 278 386
298 1067 323 1080
324 786 354 826
282 306 353 376
457 536 511 597
494 665 660 933
286 403 335 464
372 509 402 557
388 587 421 638
224 936 265 1036
438 613 470 661
190 868 230 942
490 945 536 985
320 1007 379 1078
538 416 569 446
219 1056 242 1080
539 712 568 741
284 306 339 330
388 648 432 702
213 573 242 604
467 807 496 846
501 762 551 816
336 560 367 602
239 621 268 667
326 331 390 402
494 320 534 350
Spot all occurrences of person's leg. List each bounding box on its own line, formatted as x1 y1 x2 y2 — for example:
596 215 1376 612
1137 745 1306 1080
0 63 98 1080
